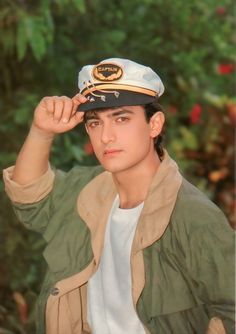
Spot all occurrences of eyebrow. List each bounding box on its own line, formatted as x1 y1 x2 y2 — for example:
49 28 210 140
85 109 135 121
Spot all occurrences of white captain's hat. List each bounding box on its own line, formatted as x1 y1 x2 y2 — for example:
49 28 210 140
77 57 165 111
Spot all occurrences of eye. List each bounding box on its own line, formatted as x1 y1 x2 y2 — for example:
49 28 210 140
116 116 129 123
87 120 100 128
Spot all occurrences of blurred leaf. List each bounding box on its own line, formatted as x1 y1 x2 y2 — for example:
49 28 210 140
204 92 229 108
70 145 85 162
25 16 47 61
176 75 189 92
1 28 15 54
179 126 198 150
72 0 86 13
16 16 28 61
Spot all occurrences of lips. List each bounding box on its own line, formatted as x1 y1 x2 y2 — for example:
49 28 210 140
104 149 122 156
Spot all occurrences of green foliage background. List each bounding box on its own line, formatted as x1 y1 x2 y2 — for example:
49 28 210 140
0 0 235 333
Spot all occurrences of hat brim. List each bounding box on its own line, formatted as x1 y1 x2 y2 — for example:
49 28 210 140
77 90 156 112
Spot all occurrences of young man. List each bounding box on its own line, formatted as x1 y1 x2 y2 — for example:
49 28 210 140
3 58 235 334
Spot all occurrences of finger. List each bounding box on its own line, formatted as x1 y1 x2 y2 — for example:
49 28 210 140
75 111 85 123
53 97 64 123
43 97 55 114
72 93 87 104
72 93 87 111
61 97 73 123
71 94 87 115
66 111 85 129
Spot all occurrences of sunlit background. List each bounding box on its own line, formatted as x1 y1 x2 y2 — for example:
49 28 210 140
0 0 235 332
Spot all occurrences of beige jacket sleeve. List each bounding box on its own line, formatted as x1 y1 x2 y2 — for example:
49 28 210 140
3 165 55 204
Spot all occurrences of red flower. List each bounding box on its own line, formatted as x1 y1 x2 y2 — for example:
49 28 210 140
217 63 234 75
189 104 202 124
84 141 94 155
216 6 226 15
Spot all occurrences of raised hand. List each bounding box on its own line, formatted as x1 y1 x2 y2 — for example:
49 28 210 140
32 94 87 135
11 94 88 184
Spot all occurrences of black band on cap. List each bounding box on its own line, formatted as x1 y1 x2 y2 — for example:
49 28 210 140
78 90 157 112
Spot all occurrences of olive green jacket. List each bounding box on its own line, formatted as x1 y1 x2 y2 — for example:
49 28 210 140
3 153 235 334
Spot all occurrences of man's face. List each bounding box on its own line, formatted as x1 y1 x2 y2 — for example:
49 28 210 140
85 105 159 174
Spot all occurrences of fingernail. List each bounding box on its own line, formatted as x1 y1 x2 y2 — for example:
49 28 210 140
62 118 68 123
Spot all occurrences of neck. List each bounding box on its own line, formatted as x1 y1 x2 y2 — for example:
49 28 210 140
112 152 161 209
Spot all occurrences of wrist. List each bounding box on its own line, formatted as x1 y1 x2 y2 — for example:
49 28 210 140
29 124 56 142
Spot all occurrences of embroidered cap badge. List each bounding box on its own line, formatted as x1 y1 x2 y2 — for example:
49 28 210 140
92 63 123 82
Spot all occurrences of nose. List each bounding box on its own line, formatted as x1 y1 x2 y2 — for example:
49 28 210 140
101 122 116 144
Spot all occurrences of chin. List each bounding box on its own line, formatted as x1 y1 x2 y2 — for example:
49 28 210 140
100 165 124 174
99 161 134 174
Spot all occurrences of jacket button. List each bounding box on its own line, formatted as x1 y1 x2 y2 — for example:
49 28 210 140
50 287 59 296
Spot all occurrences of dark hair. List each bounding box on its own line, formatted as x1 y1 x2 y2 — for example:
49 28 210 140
143 98 165 160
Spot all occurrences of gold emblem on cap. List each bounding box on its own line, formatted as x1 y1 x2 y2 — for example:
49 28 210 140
92 63 123 82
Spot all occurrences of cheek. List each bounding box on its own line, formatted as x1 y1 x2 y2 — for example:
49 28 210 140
87 128 100 143
123 123 151 144
88 133 103 157
88 136 99 150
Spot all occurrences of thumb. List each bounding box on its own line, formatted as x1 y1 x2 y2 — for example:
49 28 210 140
72 93 87 114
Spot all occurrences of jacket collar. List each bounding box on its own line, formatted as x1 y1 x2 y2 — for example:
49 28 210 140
77 151 182 262
132 151 182 252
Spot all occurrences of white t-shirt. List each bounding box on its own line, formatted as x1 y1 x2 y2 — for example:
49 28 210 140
87 196 145 334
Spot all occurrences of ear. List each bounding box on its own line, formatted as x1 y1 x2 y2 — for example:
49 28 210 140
149 111 165 139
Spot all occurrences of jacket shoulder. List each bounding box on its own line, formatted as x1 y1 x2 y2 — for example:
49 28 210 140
54 164 103 187
172 178 229 230
52 164 104 199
